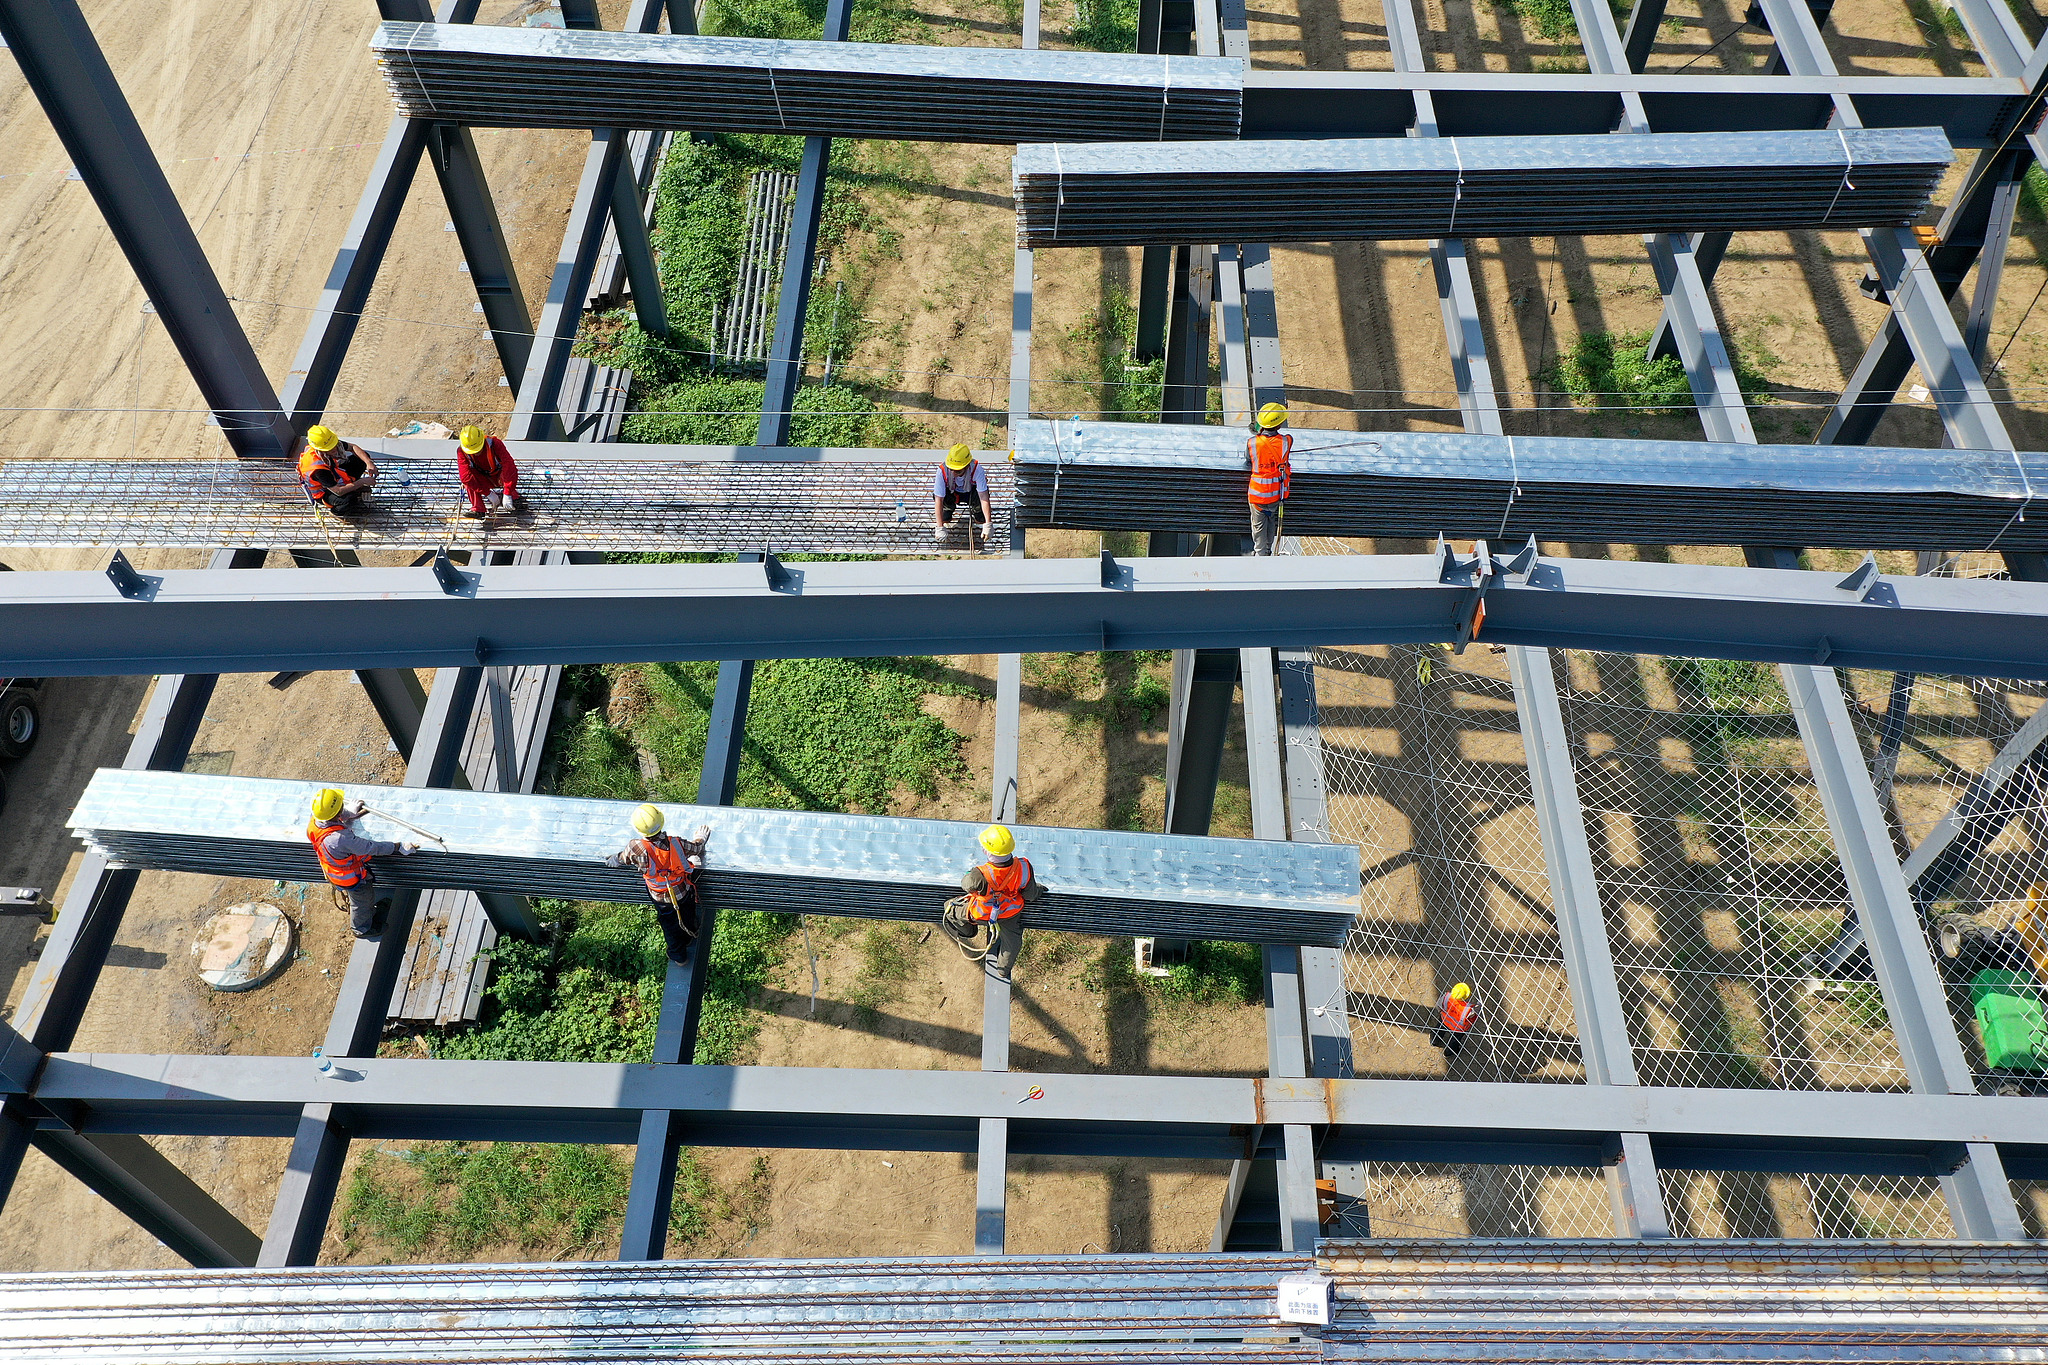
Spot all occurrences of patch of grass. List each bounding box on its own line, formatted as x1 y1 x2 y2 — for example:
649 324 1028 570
1497 0 1582 43
2020 162 2048 225
1026 650 1172 731
847 922 922 1020
1072 0 1140 51
1669 658 1789 714
1082 936 1264 1005
622 377 919 446
1544 328 1772 415
341 1142 769 1262
1068 294 1162 422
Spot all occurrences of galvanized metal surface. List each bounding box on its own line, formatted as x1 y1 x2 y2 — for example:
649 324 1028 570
1014 128 1951 246
0 455 1012 553
0 1252 1312 1362
1316 1239 2048 1361
373 22 1243 143
1010 421 2048 549
66 771 1363 945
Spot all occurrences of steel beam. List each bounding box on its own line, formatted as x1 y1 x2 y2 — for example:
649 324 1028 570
1165 647 1238 836
359 668 429 760
607 132 666 339
1781 663 2026 1239
1162 246 1215 427
1620 0 1669 73
0 0 293 457
757 0 852 446
29 1129 259 1268
428 124 534 386
10 553 2048 679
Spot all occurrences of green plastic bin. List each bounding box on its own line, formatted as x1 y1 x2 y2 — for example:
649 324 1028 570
1969 970 2046 1071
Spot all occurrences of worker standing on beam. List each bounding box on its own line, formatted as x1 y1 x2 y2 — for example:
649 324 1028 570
606 804 712 966
941 824 1042 983
1247 402 1293 556
306 788 418 941
933 443 992 547
297 425 380 516
1431 981 1476 1060
456 425 527 520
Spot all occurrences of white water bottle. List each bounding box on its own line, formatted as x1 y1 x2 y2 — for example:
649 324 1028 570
313 1047 334 1078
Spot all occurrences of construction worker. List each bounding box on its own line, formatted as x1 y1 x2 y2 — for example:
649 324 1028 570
941 824 1042 983
605 804 712 965
1431 981 1477 1059
933 443 991 546
306 788 418 940
456 424 527 520
297 425 379 515
1246 401 1292 556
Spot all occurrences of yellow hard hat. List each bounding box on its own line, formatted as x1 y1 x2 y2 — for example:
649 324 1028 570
1256 402 1289 429
979 824 1015 857
306 425 340 452
458 425 487 454
311 788 345 821
631 803 665 837
945 443 974 470
1450 982 1471 1001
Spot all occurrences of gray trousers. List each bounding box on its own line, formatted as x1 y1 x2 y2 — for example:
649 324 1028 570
942 902 1024 978
342 881 383 936
1250 501 1283 555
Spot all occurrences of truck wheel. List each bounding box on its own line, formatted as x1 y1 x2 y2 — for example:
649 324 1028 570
0 691 38 760
1937 915 1977 960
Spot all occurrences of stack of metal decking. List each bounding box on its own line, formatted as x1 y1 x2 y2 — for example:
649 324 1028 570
1009 420 2048 551
1013 128 1952 246
67 771 1361 946
372 22 1244 143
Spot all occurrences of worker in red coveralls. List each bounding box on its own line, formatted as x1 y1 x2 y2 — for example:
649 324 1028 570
455 424 527 519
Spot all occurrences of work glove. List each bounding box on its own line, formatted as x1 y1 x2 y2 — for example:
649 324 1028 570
687 856 704 870
401 843 421 856
348 799 368 816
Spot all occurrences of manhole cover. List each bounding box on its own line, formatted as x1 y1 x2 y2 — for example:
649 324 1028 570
192 903 298 992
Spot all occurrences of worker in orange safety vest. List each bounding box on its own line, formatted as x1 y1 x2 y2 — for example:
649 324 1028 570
1246 402 1292 556
940 823 1043 983
306 787 418 939
1431 981 1477 1059
605 804 712 965
297 425 379 515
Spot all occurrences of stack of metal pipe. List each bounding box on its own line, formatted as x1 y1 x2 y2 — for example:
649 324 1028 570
1009 420 2048 551
67 771 1361 946
1013 128 1952 246
372 22 1244 143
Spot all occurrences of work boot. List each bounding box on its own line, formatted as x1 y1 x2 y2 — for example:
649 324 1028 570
508 495 529 513
984 961 1012 984
460 507 485 520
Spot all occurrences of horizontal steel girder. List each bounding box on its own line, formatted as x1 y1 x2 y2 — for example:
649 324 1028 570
1240 70 2032 145
3 553 2047 679
30 1056 2048 1176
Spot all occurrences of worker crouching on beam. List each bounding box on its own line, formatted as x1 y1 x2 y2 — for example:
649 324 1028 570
297 425 379 516
306 788 418 940
1247 402 1292 556
941 824 1042 983
456 424 527 520
606 804 712 966
934 443 992 548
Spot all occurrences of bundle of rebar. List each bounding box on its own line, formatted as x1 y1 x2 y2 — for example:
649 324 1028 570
67 771 1361 946
372 22 1244 143
1010 420 2048 551
1012 128 1952 246
0 451 1012 554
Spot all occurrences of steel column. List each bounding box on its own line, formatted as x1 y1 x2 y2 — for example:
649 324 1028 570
1606 1130 1672 1237
0 0 293 457
428 124 535 386
1620 0 1669 73
608 155 668 337
619 655 753 1261
1165 647 1238 836
29 1128 259 1267
1162 247 1215 427
359 668 429 760
1780 663 2026 1239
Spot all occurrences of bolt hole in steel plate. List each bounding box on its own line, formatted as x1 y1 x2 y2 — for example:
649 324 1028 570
191 903 298 993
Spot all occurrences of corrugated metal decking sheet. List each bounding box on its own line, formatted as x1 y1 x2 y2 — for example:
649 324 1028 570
0 1252 1316 1363
66 771 1361 945
372 22 1244 143
1013 128 1952 245
1009 420 2048 550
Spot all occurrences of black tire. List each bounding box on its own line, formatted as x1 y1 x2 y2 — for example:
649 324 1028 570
0 691 37 760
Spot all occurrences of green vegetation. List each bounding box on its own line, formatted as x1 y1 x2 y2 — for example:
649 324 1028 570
847 921 923 1020
1498 0 1583 42
1069 295 1164 422
1026 650 1172 732
1071 0 1141 51
1082 936 1265 1006
340 1142 770 1261
2020 162 2048 225
1545 328 1773 416
1670 658 1789 715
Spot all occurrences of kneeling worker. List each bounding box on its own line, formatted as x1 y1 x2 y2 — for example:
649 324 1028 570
456 425 527 520
942 823 1042 983
298 425 379 515
605 804 712 965
934 443 991 546
306 788 418 940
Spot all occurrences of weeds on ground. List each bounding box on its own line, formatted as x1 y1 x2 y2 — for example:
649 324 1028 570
1026 651 1171 731
1070 0 1140 51
1082 936 1263 1006
1066 295 1163 422
2020 163 2048 224
1544 328 1771 415
848 922 923 1020
340 1143 770 1262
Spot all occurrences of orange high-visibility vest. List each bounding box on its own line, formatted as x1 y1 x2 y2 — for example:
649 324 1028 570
970 857 1032 922
635 834 693 899
307 818 369 887
1248 431 1292 505
1441 996 1475 1033
298 448 342 500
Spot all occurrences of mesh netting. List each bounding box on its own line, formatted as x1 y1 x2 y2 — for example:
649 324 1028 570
1354 1163 1614 1238
1660 1169 1955 1238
